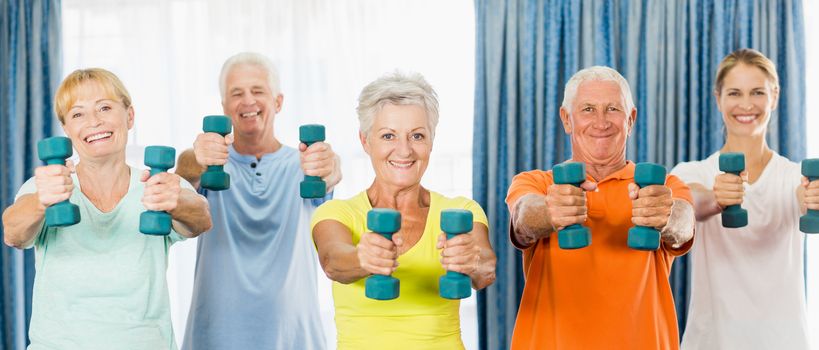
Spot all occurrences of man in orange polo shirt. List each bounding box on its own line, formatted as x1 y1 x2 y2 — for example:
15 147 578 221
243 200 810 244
506 66 696 349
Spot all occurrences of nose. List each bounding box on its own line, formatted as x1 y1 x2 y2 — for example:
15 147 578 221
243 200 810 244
395 138 413 157
88 111 103 127
240 92 255 106
592 110 610 130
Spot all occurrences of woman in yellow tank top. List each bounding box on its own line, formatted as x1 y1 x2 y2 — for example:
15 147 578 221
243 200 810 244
311 71 497 350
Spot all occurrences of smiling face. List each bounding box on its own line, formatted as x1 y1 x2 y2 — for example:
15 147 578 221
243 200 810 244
222 64 282 142
559 80 636 166
61 81 133 162
716 63 779 138
360 103 433 190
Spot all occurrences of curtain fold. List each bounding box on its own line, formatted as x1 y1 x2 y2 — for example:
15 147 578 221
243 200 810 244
474 1 805 349
0 1 62 349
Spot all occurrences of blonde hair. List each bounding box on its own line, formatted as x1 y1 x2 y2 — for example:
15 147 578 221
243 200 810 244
714 48 780 95
54 68 132 124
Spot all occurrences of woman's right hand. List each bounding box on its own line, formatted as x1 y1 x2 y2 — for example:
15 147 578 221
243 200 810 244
193 132 234 167
33 160 75 210
713 171 746 209
356 232 400 276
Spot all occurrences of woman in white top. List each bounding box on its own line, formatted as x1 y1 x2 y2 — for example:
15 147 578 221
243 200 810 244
671 48 817 349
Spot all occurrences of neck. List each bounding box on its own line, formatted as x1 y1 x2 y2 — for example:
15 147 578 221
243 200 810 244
367 181 429 210
722 133 770 159
76 156 130 193
233 131 281 159
721 133 772 182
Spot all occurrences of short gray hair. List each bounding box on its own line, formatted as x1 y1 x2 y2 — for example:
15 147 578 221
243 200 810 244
219 52 281 101
356 71 439 139
561 66 634 114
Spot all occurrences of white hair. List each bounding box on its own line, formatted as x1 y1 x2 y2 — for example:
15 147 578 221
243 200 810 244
561 66 635 114
356 71 440 139
219 52 281 100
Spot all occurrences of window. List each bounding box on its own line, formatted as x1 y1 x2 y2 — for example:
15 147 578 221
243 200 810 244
62 1 477 348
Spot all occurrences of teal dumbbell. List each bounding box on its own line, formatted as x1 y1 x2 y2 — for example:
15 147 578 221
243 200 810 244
552 162 591 249
365 208 401 300
627 163 667 250
139 146 176 235
37 137 81 227
200 115 232 191
299 124 327 198
801 159 819 233
439 209 473 299
719 152 748 228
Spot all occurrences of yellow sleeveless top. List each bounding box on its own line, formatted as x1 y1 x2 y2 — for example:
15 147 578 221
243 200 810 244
311 191 488 350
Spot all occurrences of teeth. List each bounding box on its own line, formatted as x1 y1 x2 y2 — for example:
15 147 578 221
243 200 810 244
240 111 260 118
735 115 756 123
85 132 112 142
389 161 414 168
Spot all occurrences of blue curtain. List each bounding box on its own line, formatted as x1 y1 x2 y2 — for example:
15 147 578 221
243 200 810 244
1 0 62 349
473 1 805 349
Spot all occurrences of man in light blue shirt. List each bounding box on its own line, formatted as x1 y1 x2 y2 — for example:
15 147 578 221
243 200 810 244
177 52 341 349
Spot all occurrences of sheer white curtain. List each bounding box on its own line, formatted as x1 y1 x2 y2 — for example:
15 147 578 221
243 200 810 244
62 0 476 348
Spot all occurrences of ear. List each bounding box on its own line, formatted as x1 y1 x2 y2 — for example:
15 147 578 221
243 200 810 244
275 94 284 113
127 105 135 130
359 131 370 155
627 107 637 135
559 107 572 134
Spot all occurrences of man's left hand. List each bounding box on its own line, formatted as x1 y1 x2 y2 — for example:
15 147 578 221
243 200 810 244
628 183 672 229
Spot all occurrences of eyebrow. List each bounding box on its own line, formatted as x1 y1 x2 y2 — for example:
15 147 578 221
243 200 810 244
69 99 114 110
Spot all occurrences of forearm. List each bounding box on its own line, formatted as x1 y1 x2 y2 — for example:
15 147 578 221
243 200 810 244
318 242 370 284
469 246 497 290
660 199 695 247
169 189 212 238
175 149 206 189
2 195 46 248
689 183 722 221
325 154 342 193
511 194 553 248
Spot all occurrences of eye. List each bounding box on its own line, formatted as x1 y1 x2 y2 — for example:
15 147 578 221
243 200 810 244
381 133 395 140
411 133 425 141
71 112 83 119
252 89 265 95
99 105 111 112
607 106 620 112
752 90 766 96
727 91 740 96
582 106 594 112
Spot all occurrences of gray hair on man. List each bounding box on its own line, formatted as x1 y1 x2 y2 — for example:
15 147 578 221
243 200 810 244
561 66 635 114
219 52 282 100
356 70 440 139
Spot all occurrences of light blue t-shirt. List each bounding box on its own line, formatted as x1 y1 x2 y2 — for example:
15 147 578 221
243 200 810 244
16 166 187 350
182 145 326 350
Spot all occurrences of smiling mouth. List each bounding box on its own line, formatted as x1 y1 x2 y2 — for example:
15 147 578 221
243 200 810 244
389 160 415 169
240 111 261 118
84 132 112 144
734 114 757 123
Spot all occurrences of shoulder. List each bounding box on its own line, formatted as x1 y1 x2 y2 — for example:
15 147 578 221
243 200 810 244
312 192 369 228
670 152 719 183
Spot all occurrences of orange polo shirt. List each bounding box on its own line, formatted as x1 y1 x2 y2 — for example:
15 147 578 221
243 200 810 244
506 162 693 350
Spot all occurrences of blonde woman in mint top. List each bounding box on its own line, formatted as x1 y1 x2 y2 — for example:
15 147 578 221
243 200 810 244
311 71 497 350
2 68 211 349
670 49 817 349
